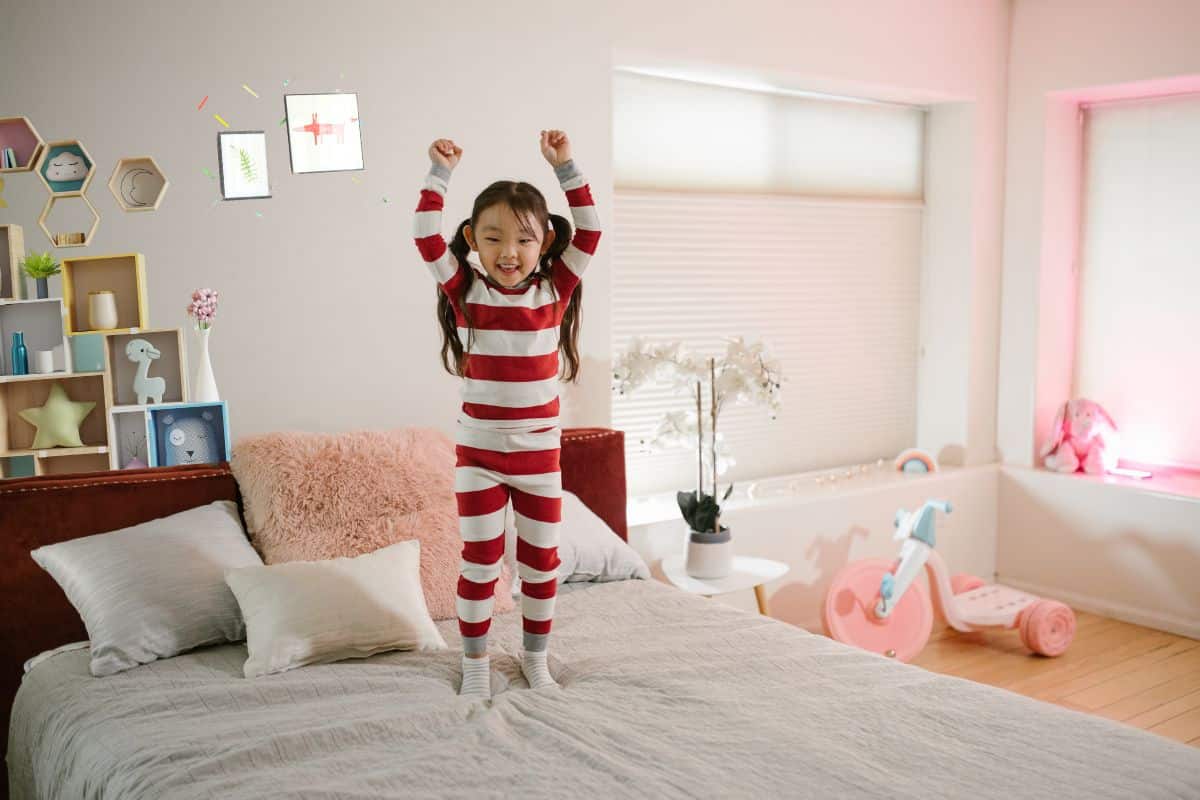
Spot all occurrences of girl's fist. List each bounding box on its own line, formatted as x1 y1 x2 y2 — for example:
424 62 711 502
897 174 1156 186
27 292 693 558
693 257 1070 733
540 130 571 167
429 138 462 170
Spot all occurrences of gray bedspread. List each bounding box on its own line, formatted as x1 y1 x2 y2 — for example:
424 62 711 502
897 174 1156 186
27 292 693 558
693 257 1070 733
9 579 1200 799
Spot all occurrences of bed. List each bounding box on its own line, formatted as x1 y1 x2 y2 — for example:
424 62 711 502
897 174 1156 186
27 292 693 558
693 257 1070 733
5 428 1200 799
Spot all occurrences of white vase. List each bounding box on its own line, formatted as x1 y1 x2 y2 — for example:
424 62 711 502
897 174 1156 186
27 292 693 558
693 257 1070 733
191 326 220 402
88 290 119 331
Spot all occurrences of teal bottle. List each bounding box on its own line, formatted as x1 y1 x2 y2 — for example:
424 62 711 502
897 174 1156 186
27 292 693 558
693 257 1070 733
10 331 28 375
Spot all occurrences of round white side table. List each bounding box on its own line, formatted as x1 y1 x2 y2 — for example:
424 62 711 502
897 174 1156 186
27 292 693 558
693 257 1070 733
660 555 790 615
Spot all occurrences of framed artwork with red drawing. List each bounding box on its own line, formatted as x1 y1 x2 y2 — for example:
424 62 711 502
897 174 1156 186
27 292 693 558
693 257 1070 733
284 93 364 174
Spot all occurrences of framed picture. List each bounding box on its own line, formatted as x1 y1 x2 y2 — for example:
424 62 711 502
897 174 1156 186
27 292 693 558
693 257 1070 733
217 131 271 200
284 92 364 174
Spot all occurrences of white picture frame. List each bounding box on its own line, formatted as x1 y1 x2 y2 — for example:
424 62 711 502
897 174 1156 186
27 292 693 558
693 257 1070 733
217 131 271 200
284 92 364 174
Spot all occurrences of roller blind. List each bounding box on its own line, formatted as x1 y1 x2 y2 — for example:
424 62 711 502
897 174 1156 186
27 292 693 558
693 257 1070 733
612 71 926 495
1077 94 1200 470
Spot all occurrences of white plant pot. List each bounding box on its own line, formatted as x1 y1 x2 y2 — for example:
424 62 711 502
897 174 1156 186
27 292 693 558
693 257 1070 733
685 527 733 579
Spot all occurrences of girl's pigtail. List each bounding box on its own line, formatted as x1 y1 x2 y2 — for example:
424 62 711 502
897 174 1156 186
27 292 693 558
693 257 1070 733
546 213 583 383
437 219 476 376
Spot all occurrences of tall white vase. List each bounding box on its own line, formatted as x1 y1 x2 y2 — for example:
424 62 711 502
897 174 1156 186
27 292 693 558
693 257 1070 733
192 326 220 402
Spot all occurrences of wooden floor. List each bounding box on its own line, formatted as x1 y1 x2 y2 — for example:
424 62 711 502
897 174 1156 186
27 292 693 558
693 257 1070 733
910 610 1200 748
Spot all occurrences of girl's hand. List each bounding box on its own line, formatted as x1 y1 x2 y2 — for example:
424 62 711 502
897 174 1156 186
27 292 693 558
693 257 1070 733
540 129 571 167
429 138 462 170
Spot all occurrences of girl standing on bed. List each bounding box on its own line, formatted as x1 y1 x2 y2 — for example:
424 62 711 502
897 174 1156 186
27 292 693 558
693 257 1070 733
412 130 601 699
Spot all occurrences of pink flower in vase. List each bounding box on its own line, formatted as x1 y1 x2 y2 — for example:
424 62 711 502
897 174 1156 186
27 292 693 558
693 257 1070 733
187 288 220 330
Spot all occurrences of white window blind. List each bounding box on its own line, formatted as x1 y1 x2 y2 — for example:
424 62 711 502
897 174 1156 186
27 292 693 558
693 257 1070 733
1078 94 1200 470
613 71 926 495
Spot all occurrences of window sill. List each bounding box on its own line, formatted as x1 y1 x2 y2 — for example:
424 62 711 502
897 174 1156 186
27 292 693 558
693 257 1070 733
1001 463 1200 504
626 462 994 528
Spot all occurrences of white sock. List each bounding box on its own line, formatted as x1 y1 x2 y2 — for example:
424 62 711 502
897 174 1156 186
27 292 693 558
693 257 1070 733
460 655 491 699
521 649 559 690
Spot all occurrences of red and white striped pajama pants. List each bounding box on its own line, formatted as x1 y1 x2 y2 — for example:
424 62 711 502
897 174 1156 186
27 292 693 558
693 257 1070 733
454 425 562 656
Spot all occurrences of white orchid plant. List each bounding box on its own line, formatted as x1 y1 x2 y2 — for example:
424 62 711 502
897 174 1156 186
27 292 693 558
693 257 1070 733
613 336 784 532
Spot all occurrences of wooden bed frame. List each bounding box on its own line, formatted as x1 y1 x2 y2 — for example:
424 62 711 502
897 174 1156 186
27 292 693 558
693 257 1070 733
0 426 626 791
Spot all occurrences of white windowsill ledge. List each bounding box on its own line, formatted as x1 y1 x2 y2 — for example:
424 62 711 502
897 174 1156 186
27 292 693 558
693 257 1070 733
1001 464 1200 504
626 463 993 528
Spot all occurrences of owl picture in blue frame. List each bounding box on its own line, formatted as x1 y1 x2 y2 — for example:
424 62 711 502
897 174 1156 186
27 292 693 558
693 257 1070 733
159 409 220 466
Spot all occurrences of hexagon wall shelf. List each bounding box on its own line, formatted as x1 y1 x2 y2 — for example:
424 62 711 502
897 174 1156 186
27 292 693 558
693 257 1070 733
38 194 100 248
35 140 96 195
0 117 45 172
108 156 169 211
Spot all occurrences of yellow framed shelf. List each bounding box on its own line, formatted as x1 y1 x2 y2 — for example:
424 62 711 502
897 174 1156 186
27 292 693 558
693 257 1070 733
0 372 111 469
61 253 149 335
109 156 169 212
1 224 25 299
38 194 101 248
35 139 96 195
0 117 45 173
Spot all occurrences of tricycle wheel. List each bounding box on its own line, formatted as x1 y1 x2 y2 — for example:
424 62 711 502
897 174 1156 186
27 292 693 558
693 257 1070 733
1019 599 1076 657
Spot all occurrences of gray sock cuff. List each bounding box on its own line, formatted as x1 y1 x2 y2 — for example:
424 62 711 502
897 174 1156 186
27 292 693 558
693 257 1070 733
462 635 489 656
523 632 549 652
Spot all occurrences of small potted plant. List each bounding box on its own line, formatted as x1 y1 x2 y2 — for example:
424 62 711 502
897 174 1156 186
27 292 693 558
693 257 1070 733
19 251 61 299
614 337 784 578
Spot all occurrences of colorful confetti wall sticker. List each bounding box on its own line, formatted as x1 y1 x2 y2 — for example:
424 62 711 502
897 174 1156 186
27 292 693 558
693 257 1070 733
279 117 287 127
351 175 361 184
197 95 209 110
242 84 259 98
282 79 290 87
202 168 215 180
214 114 230 128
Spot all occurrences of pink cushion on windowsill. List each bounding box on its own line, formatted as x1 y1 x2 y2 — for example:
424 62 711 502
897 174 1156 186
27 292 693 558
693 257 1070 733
230 428 514 621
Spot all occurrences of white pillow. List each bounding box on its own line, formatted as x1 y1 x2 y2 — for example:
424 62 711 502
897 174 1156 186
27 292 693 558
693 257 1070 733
31 500 263 677
506 491 650 593
225 540 447 679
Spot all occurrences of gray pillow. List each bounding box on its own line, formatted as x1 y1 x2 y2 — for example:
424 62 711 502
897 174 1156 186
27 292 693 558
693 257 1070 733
31 500 263 677
506 491 650 591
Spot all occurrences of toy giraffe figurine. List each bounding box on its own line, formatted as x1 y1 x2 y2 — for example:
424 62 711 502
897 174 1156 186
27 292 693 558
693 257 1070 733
126 338 165 404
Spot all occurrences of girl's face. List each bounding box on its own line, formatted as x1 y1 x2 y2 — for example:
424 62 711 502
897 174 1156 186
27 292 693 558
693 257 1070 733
465 203 555 287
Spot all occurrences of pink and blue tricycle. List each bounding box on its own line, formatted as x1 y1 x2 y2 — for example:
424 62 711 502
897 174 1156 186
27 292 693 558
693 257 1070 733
823 500 1076 662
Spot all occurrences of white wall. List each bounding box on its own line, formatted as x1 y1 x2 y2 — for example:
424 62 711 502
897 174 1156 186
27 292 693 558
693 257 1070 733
0 0 1011 466
994 0 1200 636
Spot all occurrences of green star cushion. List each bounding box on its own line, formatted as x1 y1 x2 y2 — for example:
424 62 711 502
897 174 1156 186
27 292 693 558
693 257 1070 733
18 382 97 449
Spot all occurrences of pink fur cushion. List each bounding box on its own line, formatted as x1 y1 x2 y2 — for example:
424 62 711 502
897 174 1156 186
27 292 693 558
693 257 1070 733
230 428 513 621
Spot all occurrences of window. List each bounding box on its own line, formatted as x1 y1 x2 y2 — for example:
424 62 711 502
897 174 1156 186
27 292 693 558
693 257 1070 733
1077 93 1200 470
612 70 927 495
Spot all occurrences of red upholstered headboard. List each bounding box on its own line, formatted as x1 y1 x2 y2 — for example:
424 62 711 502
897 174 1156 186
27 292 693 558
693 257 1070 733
0 426 625 791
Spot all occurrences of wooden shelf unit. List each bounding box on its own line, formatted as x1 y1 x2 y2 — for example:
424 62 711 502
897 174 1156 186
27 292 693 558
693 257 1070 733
103 327 187 407
0 117 45 173
34 139 96 196
0 372 111 460
1 224 25 300
0 298 70 377
61 253 148 334
108 156 169 212
38 194 101 249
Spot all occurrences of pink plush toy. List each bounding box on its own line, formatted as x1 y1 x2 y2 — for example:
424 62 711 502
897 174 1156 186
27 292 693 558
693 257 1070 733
1040 398 1119 474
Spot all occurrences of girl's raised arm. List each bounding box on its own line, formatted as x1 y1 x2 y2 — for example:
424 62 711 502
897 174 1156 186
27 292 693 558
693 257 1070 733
540 130 601 291
412 138 464 287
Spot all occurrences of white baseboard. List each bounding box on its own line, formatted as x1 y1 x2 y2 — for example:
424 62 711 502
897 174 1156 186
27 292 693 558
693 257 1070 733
997 575 1200 640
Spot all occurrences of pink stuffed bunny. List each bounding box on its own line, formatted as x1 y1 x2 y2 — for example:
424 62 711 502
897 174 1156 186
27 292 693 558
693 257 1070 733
1040 398 1119 475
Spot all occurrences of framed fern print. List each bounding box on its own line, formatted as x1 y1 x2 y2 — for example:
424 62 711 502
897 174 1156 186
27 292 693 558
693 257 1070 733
217 131 271 200
283 93 364 174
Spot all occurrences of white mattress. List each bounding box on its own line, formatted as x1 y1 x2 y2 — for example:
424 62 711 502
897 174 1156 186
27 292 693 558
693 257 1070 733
9 579 1200 798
